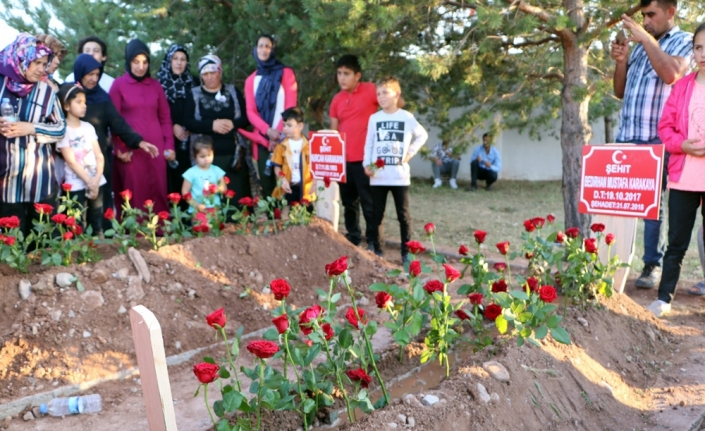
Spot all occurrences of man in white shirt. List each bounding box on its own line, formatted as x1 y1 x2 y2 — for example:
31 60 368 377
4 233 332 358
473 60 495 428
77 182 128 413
64 36 114 91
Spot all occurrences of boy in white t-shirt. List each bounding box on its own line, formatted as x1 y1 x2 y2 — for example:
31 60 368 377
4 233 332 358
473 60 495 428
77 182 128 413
363 77 428 263
56 83 107 235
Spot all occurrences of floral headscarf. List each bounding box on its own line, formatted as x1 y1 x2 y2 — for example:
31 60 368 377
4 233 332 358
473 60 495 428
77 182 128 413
0 33 54 97
157 44 194 104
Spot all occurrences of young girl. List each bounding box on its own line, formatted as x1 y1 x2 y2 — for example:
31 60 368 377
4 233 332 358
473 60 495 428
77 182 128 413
649 22 705 317
181 135 227 213
56 83 106 235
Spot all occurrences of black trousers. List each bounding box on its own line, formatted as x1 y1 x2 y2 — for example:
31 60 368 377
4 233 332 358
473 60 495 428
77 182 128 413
102 146 114 231
371 185 411 256
470 160 498 187
257 145 277 199
658 189 705 303
167 138 192 213
68 187 104 235
339 162 375 246
0 190 57 238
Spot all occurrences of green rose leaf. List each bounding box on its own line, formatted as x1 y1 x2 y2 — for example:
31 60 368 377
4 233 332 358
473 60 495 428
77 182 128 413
546 314 563 328
495 315 508 334
550 326 571 344
223 390 244 411
303 397 316 414
534 324 549 339
369 283 388 292
393 328 410 345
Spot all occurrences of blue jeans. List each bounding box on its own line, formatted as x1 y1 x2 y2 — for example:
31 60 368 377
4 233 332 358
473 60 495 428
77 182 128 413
432 159 460 179
616 138 668 266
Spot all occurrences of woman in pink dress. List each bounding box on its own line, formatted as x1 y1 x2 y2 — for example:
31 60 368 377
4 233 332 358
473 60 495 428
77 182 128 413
109 39 175 218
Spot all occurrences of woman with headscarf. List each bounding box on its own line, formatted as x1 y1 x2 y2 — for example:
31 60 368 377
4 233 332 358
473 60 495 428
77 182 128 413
157 44 196 201
184 54 253 202
35 34 67 92
109 39 174 218
239 34 297 198
71 53 159 230
0 33 65 234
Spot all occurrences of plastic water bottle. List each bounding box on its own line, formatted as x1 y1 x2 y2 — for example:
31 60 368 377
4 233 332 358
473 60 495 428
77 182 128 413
166 150 179 169
40 394 102 416
1 98 15 122
263 154 274 176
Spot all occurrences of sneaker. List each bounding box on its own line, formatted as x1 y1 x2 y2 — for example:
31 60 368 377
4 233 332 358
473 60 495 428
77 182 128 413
647 300 671 318
635 264 661 289
433 179 442 188
449 179 458 189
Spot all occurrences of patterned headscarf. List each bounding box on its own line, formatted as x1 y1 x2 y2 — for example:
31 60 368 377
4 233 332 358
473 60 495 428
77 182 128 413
197 54 222 75
157 44 194 104
0 33 54 97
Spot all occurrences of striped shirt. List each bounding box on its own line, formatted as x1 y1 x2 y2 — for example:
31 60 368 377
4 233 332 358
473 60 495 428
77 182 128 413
616 26 693 142
0 77 65 203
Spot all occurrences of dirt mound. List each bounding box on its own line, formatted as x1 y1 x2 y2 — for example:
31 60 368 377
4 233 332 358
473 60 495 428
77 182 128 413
0 219 396 403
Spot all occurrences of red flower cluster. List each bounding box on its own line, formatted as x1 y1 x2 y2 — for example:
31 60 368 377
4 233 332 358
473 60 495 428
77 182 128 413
246 340 280 359
491 279 507 293
299 304 323 335
206 308 227 329
405 240 426 255
409 260 421 277
0 234 16 246
346 368 372 388
0 216 20 229
443 263 460 283
423 280 444 294
375 291 393 309
484 303 502 321
474 230 487 244
193 362 219 384
346 307 368 329
193 223 210 234
270 279 291 300
325 256 348 278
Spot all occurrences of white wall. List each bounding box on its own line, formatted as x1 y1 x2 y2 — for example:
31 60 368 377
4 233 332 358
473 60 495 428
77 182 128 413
410 112 609 181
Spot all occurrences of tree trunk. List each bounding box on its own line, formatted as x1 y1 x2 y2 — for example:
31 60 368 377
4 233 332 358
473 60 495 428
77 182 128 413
604 115 614 143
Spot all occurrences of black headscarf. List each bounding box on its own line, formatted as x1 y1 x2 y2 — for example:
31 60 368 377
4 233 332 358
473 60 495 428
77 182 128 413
124 39 150 82
157 44 194 104
73 54 111 104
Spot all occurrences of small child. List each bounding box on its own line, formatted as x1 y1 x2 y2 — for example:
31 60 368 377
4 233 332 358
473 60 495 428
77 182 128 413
181 136 227 213
272 107 315 207
56 83 107 235
363 77 428 263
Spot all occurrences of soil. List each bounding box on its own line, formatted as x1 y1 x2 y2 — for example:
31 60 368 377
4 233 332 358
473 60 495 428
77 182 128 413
2 220 705 431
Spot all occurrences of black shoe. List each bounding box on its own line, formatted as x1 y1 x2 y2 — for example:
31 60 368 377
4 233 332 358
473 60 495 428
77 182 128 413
367 242 383 257
635 263 661 289
485 184 492 191
466 185 477 192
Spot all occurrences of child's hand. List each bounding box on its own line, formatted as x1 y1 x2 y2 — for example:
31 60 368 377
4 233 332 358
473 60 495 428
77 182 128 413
197 204 206 212
282 179 292 194
364 166 373 177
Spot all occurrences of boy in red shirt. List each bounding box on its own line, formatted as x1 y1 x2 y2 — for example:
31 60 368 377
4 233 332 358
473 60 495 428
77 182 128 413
329 55 379 251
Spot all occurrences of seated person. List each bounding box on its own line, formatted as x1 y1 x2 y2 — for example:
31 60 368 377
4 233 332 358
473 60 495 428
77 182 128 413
430 139 460 189
469 133 501 191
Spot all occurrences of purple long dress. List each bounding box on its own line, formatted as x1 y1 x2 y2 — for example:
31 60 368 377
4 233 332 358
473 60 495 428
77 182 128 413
109 75 174 218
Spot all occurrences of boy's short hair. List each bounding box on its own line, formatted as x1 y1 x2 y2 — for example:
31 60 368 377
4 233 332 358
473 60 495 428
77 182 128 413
192 135 214 158
336 55 361 74
77 35 108 57
375 76 402 94
281 107 304 123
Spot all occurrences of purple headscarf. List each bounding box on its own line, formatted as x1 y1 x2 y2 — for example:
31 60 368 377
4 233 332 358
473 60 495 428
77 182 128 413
0 33 54 97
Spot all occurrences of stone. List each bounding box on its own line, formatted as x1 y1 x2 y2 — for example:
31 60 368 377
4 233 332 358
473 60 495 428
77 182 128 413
387 423 397 429
250 270 264 285
83 331 92 338
55 273 75 288
118 305 127 314
403 394 422 407
113 268 129 280
128 247 151 283
126 276 145 301
357 296 369 306
262 286 271 295
397 414 407 423
22 411 33 421
482 360 510 383
175 341 182 350
407 417 416 427
90 268 109 284
577 317 588 327
32 275 56 297
476 383 491 404
490 393 500 403
50 310 62 322
68 328 75 337
68 310 75 318
31 325 38 335
81 291 105 310
188 289 196 298
31 407 41 418
163 282 183 293
645 327 656 342
421 394 439 406
19 280 32 300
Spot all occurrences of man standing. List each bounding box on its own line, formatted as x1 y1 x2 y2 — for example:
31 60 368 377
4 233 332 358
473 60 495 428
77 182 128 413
468 133 501 191
612 0 692 289
430 140 460 189
65 36 114 91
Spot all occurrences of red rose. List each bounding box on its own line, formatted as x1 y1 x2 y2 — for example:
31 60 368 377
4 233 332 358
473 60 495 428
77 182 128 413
64 216 76 227
539 285 558 303
325 256 348 278
193 362 219 384
525 252 534 259
238 197 254 207
183 192 192 202
375 158 385 169
62 232 73 241
193 224 210 234
0 216 20 229
158 211 170 221
455 309 471 320
223 176 230 185
556 231 566 243
34 203 53 215
246 340 280 359
468 292 483 305
224 190 236 200
565 227 580 238
496 241 510 255
423 280 444 294
484 303 502 321
493 262 507 272
491 279 507 293
324 177 331 188
584 238 598 254
523 219 535 232
443 263 461 283
270 279 291 301
208 184 218 195
254 197 260 205
273 207 282 220
590 223 605 233
424 222 435 235
71 225 83 236
474 230 487 244
104 208 115 220
206 308 227 329
299 305 323 335
375 291 393 309
346 368 372 388
409 260 421 277
272 315 289 334
606 233 615 245
459 244 470 256
51 214 67 224
405 240 426 255
61 183 72 192
120 189 132 202
321 323 334 340
531 217 545 229
167 193 181 205
144 199 154 209
346 307 368 329
547 213 556 224
525 276 539 293
4 236 16 246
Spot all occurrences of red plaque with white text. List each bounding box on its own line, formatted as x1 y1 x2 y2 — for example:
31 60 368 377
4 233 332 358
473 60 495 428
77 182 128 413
309 132 346 183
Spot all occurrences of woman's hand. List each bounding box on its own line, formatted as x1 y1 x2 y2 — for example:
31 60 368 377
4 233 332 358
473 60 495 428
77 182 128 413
682 138 705 157
173 124 189 141
267 128 280 141
213 119 234 134
0 121 35 138
164 150 176 162
117 149 132 163
138 141 159 158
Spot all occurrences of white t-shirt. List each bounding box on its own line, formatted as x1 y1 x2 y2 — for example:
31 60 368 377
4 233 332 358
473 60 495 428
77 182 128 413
64 72 114 93
56 121 107 191
289 138 303 184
